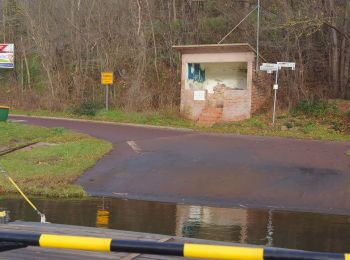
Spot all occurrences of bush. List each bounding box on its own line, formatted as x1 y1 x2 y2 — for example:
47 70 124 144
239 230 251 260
250 118 264 128
293 100 338 117
303 123 316 133
285 122 294 129
68 101 103 116
331 121 341 131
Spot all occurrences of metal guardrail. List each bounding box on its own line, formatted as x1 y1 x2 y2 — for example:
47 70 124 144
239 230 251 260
0 242 27 252
0 231 348 259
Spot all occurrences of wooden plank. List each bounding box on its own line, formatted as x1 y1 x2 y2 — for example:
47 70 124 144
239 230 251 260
0 246 127 260
0 142 38 156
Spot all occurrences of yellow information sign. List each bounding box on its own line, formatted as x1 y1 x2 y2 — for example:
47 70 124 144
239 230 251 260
101 72 113 85
96 209 109 228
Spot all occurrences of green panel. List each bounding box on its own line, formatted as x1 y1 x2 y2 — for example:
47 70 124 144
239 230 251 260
0 107 9 121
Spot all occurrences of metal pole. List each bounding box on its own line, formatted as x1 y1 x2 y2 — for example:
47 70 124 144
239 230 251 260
256 0 260 71
106 84 109 111
0 163 46 223
272 69 279 126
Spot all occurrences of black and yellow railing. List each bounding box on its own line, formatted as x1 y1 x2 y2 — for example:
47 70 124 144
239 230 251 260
0 231 348 259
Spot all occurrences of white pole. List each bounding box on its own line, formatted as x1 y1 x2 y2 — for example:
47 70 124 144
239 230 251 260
106 85 109 111
272 69 279 126
256 0 260 71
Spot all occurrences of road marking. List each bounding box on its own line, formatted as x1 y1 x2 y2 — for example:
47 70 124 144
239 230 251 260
9 119 27 122
126 141 141 153
112 192 128 197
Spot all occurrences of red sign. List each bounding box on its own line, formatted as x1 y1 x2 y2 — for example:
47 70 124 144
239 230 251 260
0 44 14 53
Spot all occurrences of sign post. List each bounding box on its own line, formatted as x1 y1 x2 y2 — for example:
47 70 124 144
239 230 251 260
272 69 279 126
260 62 295 126
101 72 113 111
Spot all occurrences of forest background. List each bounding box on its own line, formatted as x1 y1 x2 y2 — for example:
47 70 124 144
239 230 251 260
0 0 349 113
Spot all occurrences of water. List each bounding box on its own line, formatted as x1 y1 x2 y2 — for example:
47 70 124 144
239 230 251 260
2 196 350 253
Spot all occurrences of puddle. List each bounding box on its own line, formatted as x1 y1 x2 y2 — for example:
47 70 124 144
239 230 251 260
2 196 350 253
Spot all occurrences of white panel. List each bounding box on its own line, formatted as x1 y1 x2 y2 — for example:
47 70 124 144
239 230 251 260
194 90 206 100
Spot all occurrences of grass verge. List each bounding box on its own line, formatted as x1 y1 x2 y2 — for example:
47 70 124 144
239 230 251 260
0 122 112 197
13 108 195 129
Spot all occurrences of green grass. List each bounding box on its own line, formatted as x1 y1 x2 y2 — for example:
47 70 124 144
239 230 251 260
96 109 195 128
11 104 350 142
0 122 112 197
347 149 350 156
13 108 196 129
207 113 350 141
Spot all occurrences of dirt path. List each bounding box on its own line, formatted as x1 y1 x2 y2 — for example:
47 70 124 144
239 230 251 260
10 115 350 215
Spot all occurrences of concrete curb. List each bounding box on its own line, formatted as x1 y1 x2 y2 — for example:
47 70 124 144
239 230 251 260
9 114 194 132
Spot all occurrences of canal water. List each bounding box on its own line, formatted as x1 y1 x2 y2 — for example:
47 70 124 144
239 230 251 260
2 196 350 253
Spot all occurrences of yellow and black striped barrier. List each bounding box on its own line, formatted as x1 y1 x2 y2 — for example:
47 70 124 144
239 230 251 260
0 231 348 259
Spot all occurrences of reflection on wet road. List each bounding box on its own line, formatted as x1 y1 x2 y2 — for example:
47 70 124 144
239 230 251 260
2 196 350 253
10 115 350 214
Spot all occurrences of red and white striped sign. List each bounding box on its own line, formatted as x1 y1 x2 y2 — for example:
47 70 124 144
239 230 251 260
0 44 14 68
0 44 14 53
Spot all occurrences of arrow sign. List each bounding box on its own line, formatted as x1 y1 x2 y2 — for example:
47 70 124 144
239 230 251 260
277 62 295 70
260 63 279 72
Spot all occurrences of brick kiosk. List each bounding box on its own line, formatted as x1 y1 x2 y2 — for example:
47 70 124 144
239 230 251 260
173 43 271 125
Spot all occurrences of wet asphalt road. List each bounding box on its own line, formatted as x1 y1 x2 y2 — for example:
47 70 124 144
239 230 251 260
10 115 350 214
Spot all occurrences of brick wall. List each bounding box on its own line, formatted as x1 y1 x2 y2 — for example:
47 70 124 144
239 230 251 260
181 88 207 120
251 72 273 114
181 72 271 123
222 89 251 121
181 87 251 123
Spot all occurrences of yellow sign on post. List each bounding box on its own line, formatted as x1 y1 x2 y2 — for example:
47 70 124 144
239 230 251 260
101 72 113 85
101 71 113 110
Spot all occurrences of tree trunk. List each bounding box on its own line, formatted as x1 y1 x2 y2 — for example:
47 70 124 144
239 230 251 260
172 0 176 21
329 0 340 96
341 0 350 98
21 36 31 90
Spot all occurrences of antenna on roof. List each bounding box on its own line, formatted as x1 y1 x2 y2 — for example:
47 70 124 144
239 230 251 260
256 0 260 71
217 1 261 71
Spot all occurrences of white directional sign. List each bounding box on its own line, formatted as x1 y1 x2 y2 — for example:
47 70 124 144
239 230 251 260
259 61 296 126
277 62 295 70
262 63 279 68
260 63 279 72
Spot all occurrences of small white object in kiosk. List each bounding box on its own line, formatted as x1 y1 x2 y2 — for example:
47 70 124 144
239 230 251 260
194 90 206 101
